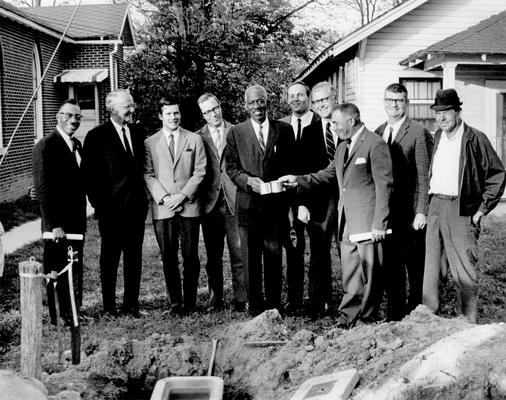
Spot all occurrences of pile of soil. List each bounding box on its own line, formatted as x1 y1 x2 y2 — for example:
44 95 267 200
39 306 506 399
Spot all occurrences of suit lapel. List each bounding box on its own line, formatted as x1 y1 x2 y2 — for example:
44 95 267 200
174 129 188 166
264 119 279 157
201 125 219 159
394 118 409 144
344 128 366 169
54 130 79 169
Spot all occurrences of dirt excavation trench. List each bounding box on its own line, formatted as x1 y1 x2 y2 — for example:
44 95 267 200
38 306 506 400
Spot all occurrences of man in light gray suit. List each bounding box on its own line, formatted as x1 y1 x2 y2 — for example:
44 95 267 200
196 93 247 312
144 96 207 314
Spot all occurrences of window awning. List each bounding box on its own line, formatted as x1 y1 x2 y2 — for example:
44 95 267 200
53 69 108 83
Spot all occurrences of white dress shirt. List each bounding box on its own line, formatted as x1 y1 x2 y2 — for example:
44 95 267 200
348 125 364 153
290 111 314 140
163 127 181 155
429 122 464 196
209 123 225 155
383 115 406 144
111 118 134 155
56 125 81 165
251 118 270 145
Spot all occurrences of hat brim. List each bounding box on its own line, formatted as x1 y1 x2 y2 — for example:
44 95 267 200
430 102 462 111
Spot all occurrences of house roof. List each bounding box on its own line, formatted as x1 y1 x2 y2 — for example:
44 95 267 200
297 0 430 80
0 0 134 44
401 10 506 66
23 3 132 43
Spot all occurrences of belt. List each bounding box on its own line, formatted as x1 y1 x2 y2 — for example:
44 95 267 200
432 194 458 200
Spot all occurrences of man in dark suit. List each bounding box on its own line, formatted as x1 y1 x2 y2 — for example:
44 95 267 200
297 81 340 319
225 84 295 316
375 83 433 320
279 81 319 315
144 97 206 314
281 103 393 328
81 89 148 317
33 99 87 324
196 93 247 312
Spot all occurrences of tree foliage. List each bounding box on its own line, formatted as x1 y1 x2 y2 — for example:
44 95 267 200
125 0 323 133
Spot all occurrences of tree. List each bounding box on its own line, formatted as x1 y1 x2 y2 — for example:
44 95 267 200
125 0 322 133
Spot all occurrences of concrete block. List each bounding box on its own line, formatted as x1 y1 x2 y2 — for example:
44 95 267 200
289 369 360 400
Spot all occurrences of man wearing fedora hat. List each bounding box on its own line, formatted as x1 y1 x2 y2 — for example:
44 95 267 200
423 88 505 323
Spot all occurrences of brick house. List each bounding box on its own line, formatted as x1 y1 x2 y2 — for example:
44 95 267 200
0 1 135 202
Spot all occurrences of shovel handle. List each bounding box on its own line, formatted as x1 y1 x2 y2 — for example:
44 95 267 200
207 339 219 376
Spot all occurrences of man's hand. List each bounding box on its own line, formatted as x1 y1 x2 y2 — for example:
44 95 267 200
472 210 484 226
165 193 186 211
52 227 65 242
371 229 386 242
297 205 310 224
278 175 298 188
247 177 264 193
413 213 427 230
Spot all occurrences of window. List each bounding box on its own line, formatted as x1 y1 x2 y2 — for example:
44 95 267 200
0 40 4 150
400 78 442 132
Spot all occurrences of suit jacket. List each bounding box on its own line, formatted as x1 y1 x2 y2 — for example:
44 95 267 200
196 121 237 215
225 118 295 226
297 118 340 222
81 120 148 221
300 127 393 236
144 128 207 219
375 118 432 226
33 129 87 234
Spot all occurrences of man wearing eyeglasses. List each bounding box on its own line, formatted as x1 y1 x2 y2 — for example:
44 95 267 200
196 93 246 313
423 88 505 323
294 81 340 319
225 84 295 316
81 89 148 318
33 99 87 325
278 82 319 316
375 83 433 321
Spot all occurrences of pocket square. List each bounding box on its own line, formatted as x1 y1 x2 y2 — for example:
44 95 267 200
355 157 366 165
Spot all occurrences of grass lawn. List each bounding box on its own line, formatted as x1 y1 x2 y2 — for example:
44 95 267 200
0 195 40 232
1 214 505 369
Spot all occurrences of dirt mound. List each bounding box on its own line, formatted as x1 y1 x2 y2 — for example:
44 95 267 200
41 306 502 399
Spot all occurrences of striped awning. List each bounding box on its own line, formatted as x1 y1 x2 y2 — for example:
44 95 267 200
53 69 108 83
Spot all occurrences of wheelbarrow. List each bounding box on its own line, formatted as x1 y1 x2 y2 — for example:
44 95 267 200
150 339 223 400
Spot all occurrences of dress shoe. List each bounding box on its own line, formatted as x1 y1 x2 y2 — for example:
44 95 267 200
206 302 223 313
283 302 304 317
162 304 185 316
101 308 119 318
334 313 351 329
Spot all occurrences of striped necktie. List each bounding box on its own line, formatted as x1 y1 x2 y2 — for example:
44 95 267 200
325 122 336 162
257 124 266 152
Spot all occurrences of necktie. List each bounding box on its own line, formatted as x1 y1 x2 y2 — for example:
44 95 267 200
257 124 266 152
386 126 393 146
168 133 175 158
122 127 133 157
213 128 222 155
343 138 351 164
71 137 81 166
325 122 336 162
296 118 302 141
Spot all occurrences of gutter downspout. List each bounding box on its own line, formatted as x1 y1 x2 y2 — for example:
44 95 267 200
109 43 119 91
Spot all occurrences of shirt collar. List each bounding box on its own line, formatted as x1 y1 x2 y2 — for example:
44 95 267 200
388 115 406 133
348 125 364 152
110 118 127 135
291 111 313 126
163 127 180 137
56 125 73 149
251 118 269 133
442 120 464 142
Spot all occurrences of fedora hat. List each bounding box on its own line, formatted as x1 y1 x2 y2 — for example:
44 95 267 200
430 88 463 111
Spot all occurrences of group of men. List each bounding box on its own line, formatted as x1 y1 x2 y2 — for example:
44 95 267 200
33 80 505 327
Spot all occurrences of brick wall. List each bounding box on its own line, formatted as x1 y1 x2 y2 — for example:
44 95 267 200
0 19 64 203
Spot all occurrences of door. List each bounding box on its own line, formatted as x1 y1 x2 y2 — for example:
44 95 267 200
71 84 98 143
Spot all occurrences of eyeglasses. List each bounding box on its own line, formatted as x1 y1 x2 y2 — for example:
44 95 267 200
202 105 221 117
312 95 333 105
246 99 266 107
59 112 83 121
384 98 406 105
